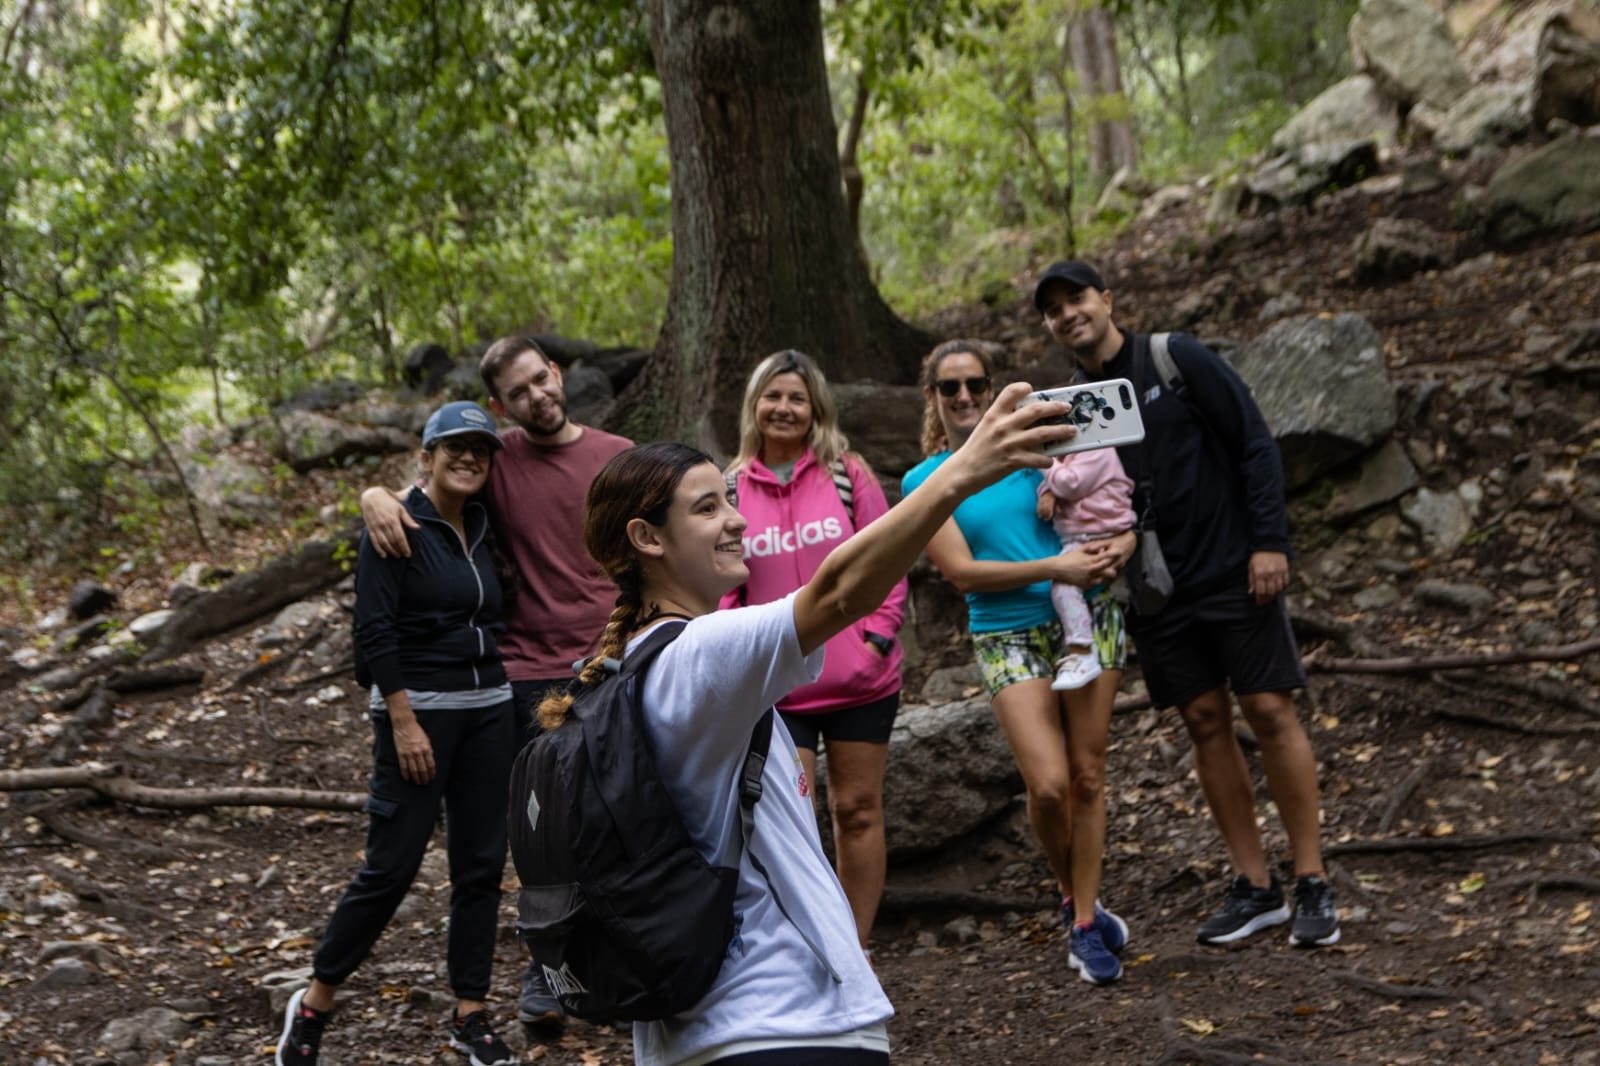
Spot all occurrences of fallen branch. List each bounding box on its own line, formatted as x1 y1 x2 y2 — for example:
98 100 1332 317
1327 831 1586 857
105 664 206 693
1442 670 1600 721
1495 872 1600 896
33 796 186 862
878 886 1055 916
0 765 364 811
1308 636 1600 676
1328 967 1459 1002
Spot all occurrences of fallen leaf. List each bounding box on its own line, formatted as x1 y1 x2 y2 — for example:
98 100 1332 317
1459 872 1486 894
1181 1018 1215 1036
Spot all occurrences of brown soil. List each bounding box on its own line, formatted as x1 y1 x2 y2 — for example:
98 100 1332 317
3 146 1599 1065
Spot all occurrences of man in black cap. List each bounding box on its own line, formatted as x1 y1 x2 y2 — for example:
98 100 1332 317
1033 260 1340 949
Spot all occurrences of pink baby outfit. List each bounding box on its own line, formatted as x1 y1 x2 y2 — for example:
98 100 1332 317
718 449 905 714
1040 448 1135 647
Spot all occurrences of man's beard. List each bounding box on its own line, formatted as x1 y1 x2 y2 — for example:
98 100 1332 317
516 398 568 438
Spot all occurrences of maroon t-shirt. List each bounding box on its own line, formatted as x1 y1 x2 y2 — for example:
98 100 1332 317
487 425 632 680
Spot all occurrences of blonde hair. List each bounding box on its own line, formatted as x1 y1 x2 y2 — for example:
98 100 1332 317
536 443 715 731
919 340 997 457
728 350 857 475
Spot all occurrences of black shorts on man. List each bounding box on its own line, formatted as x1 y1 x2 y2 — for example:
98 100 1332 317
1126 585 1305 709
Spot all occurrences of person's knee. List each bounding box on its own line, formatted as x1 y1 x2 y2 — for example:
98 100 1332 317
1178 689 1233 745
1066 760 1105 808
830 785 884 838
1025 772 1072 815
1237 691 1301 746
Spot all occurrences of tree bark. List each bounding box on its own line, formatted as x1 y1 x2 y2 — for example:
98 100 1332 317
620 0 933 452
1066 4 1137 184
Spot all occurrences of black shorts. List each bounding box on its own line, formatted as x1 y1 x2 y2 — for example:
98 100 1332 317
1128 585 1306 709
780 692 900 752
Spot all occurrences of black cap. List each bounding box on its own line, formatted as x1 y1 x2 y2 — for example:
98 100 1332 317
1032 260 1106 310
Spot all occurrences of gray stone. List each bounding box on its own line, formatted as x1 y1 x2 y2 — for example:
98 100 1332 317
1483 135 1600 245
1400 487 1474 556
1327 439 1420 521
1271 75 1399 153
274 410 417 473
1353 582 1402 610
884 701 1021 860
1139 183 1194 221
258 967 313 1020
32 958 94 990
1436 82 1530 156
69 581 117 620
1353 218 1452 282
1245 140 1382 212
348 399 435 432
1257 293 1305 322
1531 11 1600 130
1229 313 1396 490
277 378 362 413
1416 579 1497 613
182 451 277 524
942 916 981 944
403 342 454 393
59 615 113 652
127 609 174 643
833 383 927 479
99 1007 190 1053
562 361 616 427
920 662 984 704
259 600 328 650
38 940 118 970
1350 0 1472 111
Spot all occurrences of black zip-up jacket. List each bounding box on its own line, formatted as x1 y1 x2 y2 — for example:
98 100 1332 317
352 490 508 697
1081 331 1291 613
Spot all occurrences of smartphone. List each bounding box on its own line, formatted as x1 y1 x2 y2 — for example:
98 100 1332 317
1017 378 1145 456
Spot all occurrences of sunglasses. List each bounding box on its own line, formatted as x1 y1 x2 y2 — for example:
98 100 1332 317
435 437 495 461
934 376 992 398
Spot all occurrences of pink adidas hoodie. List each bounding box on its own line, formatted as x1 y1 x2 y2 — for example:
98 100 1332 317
1040 447 1136 539
718 449 905 714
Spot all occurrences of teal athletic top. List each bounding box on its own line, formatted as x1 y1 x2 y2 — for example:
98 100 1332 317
902 453 1059 633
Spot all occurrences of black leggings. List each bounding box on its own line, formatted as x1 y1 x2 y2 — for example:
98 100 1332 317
711 1050 888 1065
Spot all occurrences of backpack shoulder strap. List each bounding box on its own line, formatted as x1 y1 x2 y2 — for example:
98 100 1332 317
829 457 856 527
1149 332 1184 394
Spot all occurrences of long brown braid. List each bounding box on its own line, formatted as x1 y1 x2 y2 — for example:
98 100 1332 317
534 441 716 731
919 339 997 457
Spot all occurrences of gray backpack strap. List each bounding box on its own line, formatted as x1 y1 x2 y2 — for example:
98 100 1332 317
1149 332 1183 394
829 458 855 527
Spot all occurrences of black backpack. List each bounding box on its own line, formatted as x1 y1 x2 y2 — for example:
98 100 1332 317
507 622 774 1024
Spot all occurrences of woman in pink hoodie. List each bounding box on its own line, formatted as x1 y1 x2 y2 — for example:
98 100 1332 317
1036 448 1135 690
720 349 906 953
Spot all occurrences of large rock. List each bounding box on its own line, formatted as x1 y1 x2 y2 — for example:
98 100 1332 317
68 581 117 620
1271 75 1400 153
1400 485 1477 555
1245 140 1382 213
181 451 276 524
833 382 927 479
1482 135 1600 244
1352 217 1452 282
1435 82 1531 156
274 410 417 472
1325 438 1419 521
403 342 454 393
562 361 615 427
1350 0 1472 111
98 1007 190 1053
882 700 1020 860
1230 313 1396 490
1531 10 1600 129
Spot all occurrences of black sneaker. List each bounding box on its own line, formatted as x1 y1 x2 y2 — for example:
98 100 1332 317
1290 874 1341 947
517 961 566 1038
275 987 329 1066
450 1009 515 1066
1196 874 1291 945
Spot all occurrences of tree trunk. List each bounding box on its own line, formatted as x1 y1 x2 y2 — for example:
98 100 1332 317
620 0 933 452
1067 4 1137 184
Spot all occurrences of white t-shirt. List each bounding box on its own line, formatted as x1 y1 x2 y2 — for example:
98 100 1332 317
630 595 893 1066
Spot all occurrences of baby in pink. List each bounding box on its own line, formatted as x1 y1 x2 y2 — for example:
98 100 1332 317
1036 447 1135 691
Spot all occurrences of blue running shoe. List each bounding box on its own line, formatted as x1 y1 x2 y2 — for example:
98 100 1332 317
1068 924 1123 985
1060 898 1130 955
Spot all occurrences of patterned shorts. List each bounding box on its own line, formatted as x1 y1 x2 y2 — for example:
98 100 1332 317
972 587 1127 699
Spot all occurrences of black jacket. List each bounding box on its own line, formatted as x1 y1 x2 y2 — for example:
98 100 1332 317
1083 331 1291 613
352 490 508 696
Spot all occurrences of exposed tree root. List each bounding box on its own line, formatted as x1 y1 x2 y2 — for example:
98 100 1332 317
878 886 1056 916
1376 756 1435 833
0 764 364 811
1308 636 1600 675
1327 831 1586 857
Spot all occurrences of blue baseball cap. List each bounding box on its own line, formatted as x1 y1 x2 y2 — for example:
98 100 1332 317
422 401 503 451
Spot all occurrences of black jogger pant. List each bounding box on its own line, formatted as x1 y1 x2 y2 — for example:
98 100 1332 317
312 698 516 1000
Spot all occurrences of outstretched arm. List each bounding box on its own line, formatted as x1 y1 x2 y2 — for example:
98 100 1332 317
793 384 1072 655
359 485 420 559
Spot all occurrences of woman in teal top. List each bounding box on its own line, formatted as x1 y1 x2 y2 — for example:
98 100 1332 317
903 340 1136 987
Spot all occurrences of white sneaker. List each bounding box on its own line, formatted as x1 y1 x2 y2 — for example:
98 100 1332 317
1051 654 1102 691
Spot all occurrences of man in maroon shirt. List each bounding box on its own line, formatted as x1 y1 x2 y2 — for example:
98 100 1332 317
360 335 631 1035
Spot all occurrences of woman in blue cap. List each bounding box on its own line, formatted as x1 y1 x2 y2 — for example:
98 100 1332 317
276 401 517 1066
